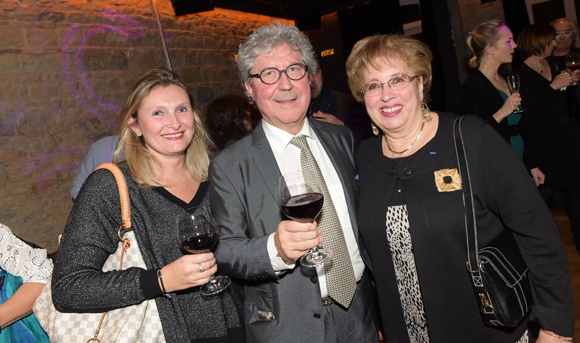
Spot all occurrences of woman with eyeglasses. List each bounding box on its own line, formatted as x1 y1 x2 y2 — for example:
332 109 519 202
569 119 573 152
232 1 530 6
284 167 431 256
515 24 580 260
346 33 574 342
455 20 546 185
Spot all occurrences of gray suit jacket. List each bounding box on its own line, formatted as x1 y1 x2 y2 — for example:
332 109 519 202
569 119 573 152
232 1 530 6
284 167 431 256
209 119 372 343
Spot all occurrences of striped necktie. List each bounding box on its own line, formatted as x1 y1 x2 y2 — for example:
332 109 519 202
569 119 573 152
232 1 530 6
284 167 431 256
289 135 356 308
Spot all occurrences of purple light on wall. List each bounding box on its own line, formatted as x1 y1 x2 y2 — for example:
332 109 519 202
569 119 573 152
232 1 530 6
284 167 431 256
20 145 88 176
61 9 148 126
0 103 26 136
35 160 81 189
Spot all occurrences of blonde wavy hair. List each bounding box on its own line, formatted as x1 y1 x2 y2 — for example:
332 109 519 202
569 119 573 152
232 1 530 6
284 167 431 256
114 67 213 187
346 34 433 104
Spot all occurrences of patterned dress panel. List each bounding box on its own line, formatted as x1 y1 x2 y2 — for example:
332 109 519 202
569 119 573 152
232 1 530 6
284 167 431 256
385 205 430 343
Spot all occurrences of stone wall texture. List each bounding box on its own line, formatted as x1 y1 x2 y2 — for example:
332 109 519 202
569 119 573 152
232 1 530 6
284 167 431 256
457 0 505 62
0 0 292 252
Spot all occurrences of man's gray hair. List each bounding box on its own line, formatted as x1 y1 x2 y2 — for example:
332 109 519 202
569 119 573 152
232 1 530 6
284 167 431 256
237 22 317 100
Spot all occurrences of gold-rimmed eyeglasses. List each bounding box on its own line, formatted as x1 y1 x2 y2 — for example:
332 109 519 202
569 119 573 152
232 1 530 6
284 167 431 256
249 63 308 85
360 75 420 97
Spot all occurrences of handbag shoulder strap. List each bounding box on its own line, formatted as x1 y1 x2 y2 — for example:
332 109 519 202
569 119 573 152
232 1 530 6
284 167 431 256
453 117 479 272
95 163 131 230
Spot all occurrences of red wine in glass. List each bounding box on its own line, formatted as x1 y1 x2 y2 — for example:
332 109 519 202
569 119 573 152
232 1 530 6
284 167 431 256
176 207 231 295
280 193 324 223
566 53 580 85
181 232 219 254
279 170 333 267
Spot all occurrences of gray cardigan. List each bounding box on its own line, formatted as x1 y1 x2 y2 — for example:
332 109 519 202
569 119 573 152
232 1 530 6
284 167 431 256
52 166 244 342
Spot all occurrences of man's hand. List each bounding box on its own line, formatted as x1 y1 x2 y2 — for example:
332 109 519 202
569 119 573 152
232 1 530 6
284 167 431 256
312 111 344 125
274 220 323 263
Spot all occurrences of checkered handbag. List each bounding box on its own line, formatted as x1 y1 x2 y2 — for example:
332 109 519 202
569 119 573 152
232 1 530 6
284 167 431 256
33 163 166 343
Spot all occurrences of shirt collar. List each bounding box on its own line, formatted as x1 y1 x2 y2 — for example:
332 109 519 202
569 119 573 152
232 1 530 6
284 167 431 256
262 119 317 155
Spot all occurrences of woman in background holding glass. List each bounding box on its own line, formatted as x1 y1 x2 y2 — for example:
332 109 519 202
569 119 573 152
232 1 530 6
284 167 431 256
456 20 544 186
516 24 580 256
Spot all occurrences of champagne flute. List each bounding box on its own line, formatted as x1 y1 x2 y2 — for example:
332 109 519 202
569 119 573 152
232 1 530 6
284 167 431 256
565 53 579 86
507 75 524 113
177 206 231 295
279 169 332 266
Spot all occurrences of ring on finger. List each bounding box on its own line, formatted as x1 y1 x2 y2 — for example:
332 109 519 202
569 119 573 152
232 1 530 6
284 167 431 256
199 263 205 273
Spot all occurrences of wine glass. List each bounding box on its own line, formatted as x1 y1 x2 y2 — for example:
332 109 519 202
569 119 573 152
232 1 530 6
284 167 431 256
565 53 579 86
507 75 524 113
177 206 231 295
278 169 333 267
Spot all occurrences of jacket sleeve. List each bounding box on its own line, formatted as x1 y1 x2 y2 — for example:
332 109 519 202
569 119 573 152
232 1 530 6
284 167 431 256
52 169 149 313
209 160 279 282
470 119 575 337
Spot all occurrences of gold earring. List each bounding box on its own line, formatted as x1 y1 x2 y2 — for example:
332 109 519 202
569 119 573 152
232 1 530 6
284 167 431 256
421 101 432 123
371 122 379 136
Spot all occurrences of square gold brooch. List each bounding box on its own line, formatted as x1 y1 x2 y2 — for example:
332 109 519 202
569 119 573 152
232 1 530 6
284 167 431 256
434 168 462 192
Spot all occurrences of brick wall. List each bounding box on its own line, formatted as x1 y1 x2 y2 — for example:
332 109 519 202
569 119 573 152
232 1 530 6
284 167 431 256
0 0 291 252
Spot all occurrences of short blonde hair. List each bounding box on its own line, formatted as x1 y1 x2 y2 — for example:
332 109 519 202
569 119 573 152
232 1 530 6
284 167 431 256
346 34 433 103
467 19 506 68
114 67 214 187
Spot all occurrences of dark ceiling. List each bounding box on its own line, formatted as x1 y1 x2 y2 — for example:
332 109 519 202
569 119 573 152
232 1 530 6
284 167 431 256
171 0 371 22
214 0 370 18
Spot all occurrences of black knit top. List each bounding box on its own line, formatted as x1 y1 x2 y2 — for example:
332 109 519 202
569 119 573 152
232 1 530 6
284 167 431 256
52 165 245 343
356 113 574 342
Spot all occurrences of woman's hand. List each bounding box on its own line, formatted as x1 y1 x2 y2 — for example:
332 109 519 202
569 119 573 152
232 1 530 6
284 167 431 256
550 71 573 90
569 69 580 83
530 167 545 187
159 252 217 293
493 92 521 123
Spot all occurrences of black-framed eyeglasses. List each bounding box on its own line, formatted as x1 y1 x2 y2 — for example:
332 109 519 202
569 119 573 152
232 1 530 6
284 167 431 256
556 30 574 38
249 63 308 85
360 75 420 97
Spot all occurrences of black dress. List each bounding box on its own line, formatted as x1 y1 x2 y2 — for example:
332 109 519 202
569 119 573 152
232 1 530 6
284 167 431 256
355 112 574 342
455 69 514 143
515 62 580 188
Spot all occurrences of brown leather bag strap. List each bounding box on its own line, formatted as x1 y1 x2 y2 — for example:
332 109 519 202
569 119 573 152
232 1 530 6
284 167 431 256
96 163 132 230
87 163 133 343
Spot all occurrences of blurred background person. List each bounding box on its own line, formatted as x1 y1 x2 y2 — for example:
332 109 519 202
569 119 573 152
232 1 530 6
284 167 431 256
549 18 580 126
309 56 371 149
549 18 579 72
516 24 580 256
347 33 574 342
52 67 245 342
70 135 121 200
0 223 52 342
204 94 259 153
456 19 543 185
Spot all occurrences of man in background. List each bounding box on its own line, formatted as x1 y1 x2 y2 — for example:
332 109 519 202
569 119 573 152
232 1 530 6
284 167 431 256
308 56 371 149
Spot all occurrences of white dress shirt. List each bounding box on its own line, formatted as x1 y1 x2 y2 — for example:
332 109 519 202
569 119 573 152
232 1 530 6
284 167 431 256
263 119 364 298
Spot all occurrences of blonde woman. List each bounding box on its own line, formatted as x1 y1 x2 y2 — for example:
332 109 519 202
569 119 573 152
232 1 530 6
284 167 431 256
52 67 245 342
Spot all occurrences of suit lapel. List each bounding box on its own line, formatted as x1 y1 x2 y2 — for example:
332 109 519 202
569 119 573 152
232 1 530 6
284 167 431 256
250 123 282 204
309 120 358 235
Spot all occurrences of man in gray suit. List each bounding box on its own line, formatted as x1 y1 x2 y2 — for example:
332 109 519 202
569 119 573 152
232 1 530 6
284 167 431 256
209 23 378 343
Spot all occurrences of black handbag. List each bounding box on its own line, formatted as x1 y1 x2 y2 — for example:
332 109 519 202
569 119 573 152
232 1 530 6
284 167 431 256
453 117 533 327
